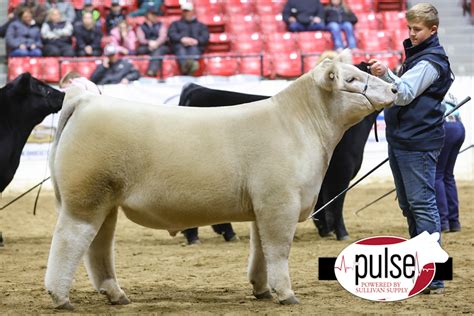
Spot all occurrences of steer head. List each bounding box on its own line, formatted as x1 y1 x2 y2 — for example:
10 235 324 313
312 52 396 128
0 73 65 192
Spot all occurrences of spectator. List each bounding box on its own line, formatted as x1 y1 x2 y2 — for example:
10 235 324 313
74 0 101 26
106 0 125 34
6 8 42 57
0 0 47 37
435 93 465 233
111 19 137 55
90 44 141 85
45 0 75 24
128 0 163 17
325 0 358 51
282 0 325 32
74 11 102 56
136 8 169 76
41 8 74 56
168 3 209 76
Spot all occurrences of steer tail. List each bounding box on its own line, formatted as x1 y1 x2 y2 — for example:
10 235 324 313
49 87 86 205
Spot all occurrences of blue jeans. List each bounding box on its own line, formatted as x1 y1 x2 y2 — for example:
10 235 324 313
388 146 444 288
435 121 465 231
9 47 42 57
287 21 325 32
327 21 357 49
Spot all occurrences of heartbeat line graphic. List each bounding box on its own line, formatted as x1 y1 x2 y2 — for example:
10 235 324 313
334 255 353 273
415 251 435 276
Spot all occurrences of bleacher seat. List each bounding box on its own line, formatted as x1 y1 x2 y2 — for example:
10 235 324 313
194 1 223 15
205 54 239 76
232 33 264 53
224 2 255 15
390 29 406 51
225 15 259 34
163 0 182 15
302 54 321 73
199 14 225 33
374 0 406 12
259 14 287 34
238 55 272 77
368 52 402 70
356 12 382 30
207 33 231 52
357 30 391 51
255 1 284 15
8 58 39 81
297 31 333 53
271 52 302 78
382 11 407 30
265 32 297 53
39 58 61 82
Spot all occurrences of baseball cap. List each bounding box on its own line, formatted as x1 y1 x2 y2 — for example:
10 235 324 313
104 44 117 56
181 2 194 11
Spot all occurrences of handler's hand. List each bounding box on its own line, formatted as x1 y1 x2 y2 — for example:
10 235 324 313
368 59 388 77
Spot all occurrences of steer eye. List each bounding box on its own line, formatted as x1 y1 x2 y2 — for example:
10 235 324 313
346 77 356 83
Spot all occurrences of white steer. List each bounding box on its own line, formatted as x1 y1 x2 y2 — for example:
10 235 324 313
46 56 397 309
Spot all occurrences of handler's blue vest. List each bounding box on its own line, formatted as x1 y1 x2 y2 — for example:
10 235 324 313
384 34 453 151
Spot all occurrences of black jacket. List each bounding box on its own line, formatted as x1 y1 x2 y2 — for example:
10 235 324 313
324 5 358 24
90 59 141 85
168 18 209 50
282 0 324 25
74 23 102 51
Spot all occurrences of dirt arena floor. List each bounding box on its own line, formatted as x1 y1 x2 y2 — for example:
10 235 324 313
0 182 473 314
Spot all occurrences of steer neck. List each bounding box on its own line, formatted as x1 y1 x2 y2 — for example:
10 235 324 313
271 73 346 162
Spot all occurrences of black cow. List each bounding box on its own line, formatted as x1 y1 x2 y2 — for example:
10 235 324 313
0 73 65 192
178 77 378 240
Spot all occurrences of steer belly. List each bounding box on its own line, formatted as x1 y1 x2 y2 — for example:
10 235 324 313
54 99 269 230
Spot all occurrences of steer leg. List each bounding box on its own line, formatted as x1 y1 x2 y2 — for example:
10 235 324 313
248 222 272 300
45 208 107 310
254 202 300 304
83 208 129 305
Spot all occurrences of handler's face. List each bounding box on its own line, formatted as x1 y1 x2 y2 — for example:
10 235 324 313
408 21 437 46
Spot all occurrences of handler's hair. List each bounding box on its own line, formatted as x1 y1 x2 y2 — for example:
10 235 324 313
406 3 439 28
59 71 81 88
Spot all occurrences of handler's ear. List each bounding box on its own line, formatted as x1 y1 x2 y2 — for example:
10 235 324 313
314 61 339 91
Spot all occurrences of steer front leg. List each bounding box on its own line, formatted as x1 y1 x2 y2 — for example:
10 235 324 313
253 199 300 304
248 222 272 300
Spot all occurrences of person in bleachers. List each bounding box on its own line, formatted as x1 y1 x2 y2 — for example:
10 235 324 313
324 0 358 51
128 0 163 17
6 8 42 57
74 11 102 57
74 0 101 26
41 8 74 56
106 0 126 34
45 0 75 24
1 0 47 38
136 8 169 76
282 0 325 32
168 3 209 76
90 44 141 85
110 19 137 55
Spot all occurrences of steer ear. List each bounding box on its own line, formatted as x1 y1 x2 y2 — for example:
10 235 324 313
315 61 339 91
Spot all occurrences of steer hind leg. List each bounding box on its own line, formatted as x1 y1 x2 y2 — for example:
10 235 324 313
45 208 108 310
254 201 300 304
84 208 130 305
248 222 272 300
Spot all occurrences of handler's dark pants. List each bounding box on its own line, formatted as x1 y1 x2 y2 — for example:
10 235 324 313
183 224 236 243
435 120 465 232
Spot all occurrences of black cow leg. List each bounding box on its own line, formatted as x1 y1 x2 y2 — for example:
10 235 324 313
326 193 349 241
0 231 3 247
312 197 333 237
182 227 200 245
212 223 238 241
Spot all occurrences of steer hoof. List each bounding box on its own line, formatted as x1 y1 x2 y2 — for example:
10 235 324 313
111 294 131 305
279 296 300 305
254 290 273 300
55 301 74 310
